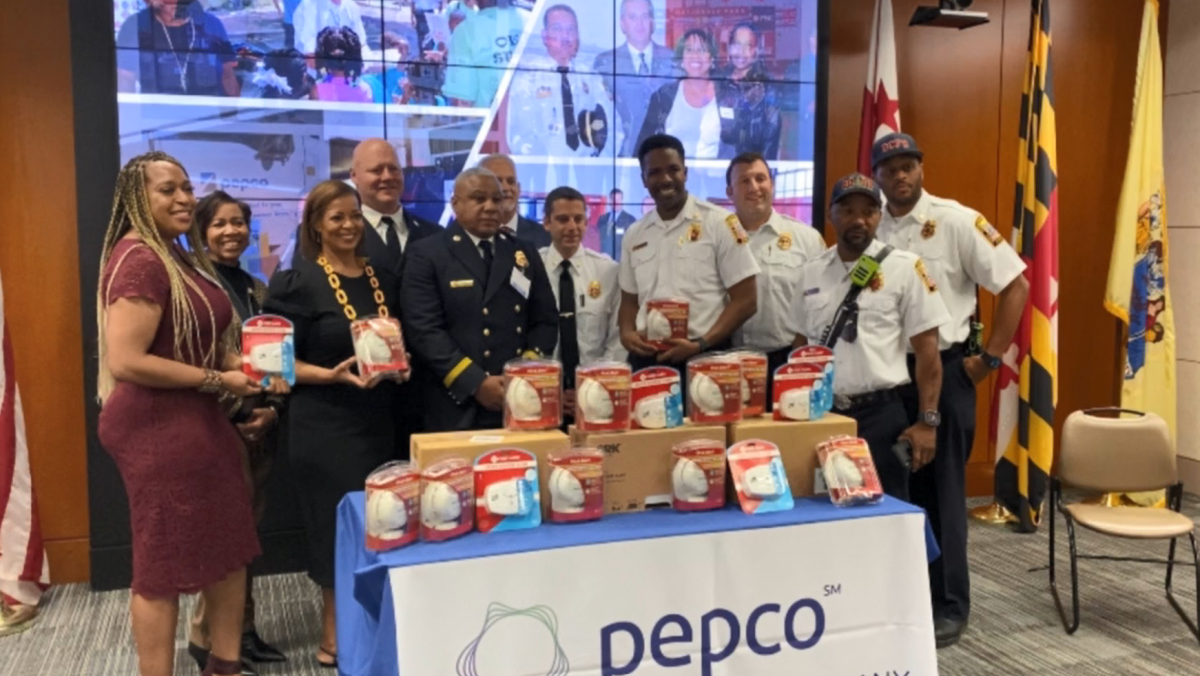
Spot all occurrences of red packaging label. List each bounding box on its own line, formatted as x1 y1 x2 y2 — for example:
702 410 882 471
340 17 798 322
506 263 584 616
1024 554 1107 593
473 449 541 533
548 451 605 523
365 465 420 552
672 439 727 511
352 316 410 380
575 363 632 431
645 298 689 351
772 363 825 421
419 458 474 542
631 366 683 429
788 345 834 372
503 360 563 431
730 351 768 417
687 358 743 424
817 437 885 506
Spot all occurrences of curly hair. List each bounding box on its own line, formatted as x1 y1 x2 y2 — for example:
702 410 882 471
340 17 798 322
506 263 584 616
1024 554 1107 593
316 26 364 84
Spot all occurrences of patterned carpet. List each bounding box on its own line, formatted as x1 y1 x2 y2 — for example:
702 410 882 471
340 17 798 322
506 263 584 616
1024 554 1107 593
2 496 1197 675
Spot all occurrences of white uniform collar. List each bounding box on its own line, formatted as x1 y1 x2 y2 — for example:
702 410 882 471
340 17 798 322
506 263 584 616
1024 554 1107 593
648 194 697 231
887 190 934 226
826 238 886 269
545 245 583 270
746 209 783 235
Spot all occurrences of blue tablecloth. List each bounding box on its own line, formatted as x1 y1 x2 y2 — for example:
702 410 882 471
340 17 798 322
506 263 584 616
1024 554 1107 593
334 494 939 676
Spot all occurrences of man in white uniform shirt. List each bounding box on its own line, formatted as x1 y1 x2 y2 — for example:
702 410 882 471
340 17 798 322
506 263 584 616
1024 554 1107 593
293 0 373 58
788 173 948 503
539 186 625 415
872 132 1029 648
619 134 760 395
726 151 825 404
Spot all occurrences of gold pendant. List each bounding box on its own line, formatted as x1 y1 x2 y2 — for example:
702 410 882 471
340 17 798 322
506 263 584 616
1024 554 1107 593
969 502 1016 524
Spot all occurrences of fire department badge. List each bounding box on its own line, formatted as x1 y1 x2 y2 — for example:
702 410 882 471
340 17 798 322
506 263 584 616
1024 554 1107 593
588 280 602 299
687 223 702 242
921 219 937 239
777 233 793 250
514 251 528 269
868 272 884 292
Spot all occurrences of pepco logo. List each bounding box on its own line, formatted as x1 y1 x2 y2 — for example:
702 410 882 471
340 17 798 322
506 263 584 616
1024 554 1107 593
458 603 570 675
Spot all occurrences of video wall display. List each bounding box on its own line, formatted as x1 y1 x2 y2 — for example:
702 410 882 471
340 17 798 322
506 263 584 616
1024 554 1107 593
114 0 820 277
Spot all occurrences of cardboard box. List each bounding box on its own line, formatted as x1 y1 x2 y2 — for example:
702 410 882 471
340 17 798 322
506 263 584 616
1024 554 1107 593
410 429 570 518
570 424 728 514
726 414 857 497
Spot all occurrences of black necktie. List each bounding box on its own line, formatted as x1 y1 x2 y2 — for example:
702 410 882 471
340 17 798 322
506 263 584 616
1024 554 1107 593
638 53 648 76
381 216 401 258
479 239 494 278
559 66 579 151
559 260 580 389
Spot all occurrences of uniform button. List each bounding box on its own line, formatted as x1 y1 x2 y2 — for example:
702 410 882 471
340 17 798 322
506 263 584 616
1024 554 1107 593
483 308 490 316
516 327 523 334
515 304 522 312
483 328 491 337
484 350 491 358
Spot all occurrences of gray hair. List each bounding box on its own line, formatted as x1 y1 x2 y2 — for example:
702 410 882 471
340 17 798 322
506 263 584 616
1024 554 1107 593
454 166 500 190
477 153 515 171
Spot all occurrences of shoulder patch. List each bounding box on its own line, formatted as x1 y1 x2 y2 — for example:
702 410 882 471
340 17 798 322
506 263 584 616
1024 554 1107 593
725 214 748 245
974 215 1004 247
914 259 938 293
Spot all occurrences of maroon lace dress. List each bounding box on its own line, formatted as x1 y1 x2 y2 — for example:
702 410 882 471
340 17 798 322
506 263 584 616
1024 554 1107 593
97 240 260 598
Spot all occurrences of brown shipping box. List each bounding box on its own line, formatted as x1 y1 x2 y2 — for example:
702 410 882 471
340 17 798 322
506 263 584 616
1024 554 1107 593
727 414 857 497
570 424 728 514
410 429 571 518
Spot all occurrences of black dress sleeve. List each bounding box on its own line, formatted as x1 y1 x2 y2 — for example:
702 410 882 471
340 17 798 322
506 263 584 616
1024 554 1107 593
264 268 316 357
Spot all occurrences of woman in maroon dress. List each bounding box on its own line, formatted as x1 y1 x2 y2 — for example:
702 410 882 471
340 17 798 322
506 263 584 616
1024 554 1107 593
97 151 264 676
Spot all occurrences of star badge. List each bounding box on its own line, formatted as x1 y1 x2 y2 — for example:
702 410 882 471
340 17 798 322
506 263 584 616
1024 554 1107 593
777 233 793 251
921 219 937 239
514 251 528 269
588 280 602 299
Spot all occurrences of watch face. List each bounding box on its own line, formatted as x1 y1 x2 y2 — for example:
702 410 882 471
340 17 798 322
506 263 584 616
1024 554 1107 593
923 411 941 426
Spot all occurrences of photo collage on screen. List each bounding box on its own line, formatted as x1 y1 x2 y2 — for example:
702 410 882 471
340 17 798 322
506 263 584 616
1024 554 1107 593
114 0 819 278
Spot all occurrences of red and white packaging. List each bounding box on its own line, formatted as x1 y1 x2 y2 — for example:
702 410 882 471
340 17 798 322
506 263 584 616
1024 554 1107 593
727 439 794 515
687 355 743 424
575 362 632 432
503 359 563 431
772 363 826 422
351 316 409 381
364 461 420 552
645 298 689 350
473 448 541 533
818 436 885 507
789 344 834 385
548 450 605 523
630 366 684 430
419 457 474 542
671 439 727 511
729 351 768 417
241 315 295 385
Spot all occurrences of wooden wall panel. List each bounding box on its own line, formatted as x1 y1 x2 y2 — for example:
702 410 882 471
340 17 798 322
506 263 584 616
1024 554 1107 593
0 0 90 583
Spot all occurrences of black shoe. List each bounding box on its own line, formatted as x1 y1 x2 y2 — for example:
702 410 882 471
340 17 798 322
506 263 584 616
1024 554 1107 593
186 642 260 676
934 616 967 649
242 629 287 663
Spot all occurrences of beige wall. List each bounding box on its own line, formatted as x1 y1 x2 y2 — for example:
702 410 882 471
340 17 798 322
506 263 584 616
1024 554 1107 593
1165 0 1200 486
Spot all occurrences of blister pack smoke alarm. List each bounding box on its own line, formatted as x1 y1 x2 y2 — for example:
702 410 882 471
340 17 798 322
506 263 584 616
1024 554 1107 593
817 436 885 507
364 461 420 552
788 345 835 416
241 315 296 386
644 298 689 350
671 439 727 511
351 316 409 381
547 449 605 523
727 439 794 515
503 359 563 430
419 457 474 542
473 448 541 533
687 356 743 424
575 362 632 431
728 351 768 417
772 363 827 421
630 366 684 430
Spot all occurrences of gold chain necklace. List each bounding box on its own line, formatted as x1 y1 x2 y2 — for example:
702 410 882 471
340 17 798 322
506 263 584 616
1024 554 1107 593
318 256 388 320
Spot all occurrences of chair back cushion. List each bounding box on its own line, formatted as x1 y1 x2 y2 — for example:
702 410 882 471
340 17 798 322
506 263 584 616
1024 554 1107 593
1060 409 1176 492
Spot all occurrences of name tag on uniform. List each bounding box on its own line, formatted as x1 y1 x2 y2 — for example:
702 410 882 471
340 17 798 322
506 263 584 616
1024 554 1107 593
719 106 735 120
510 269 531 298
450 279 475 289
631 241 649 252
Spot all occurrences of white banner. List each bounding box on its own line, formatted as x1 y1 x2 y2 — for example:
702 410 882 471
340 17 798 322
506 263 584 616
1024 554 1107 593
391 513 936 675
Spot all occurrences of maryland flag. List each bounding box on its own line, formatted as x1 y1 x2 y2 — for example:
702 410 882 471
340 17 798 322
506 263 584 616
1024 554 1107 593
1104 0 1175 483
990 0 1058 532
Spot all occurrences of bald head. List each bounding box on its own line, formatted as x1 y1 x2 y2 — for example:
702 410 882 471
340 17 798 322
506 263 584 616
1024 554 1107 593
478 154 520 222
351 139 403 214
452 167 504 239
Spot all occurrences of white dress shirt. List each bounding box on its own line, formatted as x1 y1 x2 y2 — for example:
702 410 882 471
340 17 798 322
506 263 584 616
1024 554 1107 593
877 190 1026 350
465 230 494 259
540 246 627 363
619 195 761 339
787 239 950 396
363 203 409 251
735 211 827 352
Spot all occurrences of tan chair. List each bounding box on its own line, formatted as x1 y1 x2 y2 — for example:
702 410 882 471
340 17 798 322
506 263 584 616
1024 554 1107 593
1050 408 1198 640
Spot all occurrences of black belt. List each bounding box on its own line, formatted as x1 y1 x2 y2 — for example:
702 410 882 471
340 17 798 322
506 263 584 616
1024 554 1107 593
906 341 968 367
833 387 900 414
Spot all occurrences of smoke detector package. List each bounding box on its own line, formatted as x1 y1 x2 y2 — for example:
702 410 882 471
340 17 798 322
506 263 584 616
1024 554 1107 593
630 366 684 430
644 298 689 350
687 356 743 424
241 315 296 386
772 363 827 422
473 448 541 533
547 449 605 523
728 351 768 417
364 461 420 552
728 439 794 515
351 316 409 381
419 457 474 542
503 359 563 430
788 345 835 417
817 436 884 507
671 439 727 512
575 362 632 432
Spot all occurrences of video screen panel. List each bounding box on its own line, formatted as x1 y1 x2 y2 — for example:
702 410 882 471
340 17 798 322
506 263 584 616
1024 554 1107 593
114 0 820 276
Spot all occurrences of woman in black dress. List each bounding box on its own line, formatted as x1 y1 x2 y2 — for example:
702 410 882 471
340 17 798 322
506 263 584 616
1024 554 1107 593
264 180 407 668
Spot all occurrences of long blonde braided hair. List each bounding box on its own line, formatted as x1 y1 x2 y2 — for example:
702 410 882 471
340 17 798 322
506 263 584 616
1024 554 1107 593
96 151 227 403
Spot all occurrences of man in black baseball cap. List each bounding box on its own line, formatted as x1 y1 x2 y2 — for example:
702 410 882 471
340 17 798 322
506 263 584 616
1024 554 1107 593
871 132 924 170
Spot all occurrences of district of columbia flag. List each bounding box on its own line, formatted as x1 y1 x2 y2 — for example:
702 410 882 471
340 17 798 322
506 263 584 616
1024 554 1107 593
857 0 901 174
990 0 1059 532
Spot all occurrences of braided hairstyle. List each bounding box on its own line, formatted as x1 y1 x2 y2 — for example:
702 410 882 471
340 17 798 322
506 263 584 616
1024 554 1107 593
316 26 364 84
96 151 226 403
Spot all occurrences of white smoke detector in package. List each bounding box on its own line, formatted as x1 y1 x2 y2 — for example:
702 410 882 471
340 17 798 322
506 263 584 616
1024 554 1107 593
364 461 419 551
474 449 541 533
671 439 726 511
419 457 473 542
575 362 631 431
241 315 296 386
686 356 743 424
643 298 689 350
630 366 684 430
547 450 605 522
817 436 885 507
727 439 794 515
503 360 563 430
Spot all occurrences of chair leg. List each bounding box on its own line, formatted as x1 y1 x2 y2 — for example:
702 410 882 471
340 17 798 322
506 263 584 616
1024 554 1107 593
1048 484 1081 634
1165 532 1200 643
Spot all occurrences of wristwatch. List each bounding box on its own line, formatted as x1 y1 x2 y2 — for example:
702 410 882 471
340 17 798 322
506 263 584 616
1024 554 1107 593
695 337 711 353
921 410 942 427
981 351 1002 370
